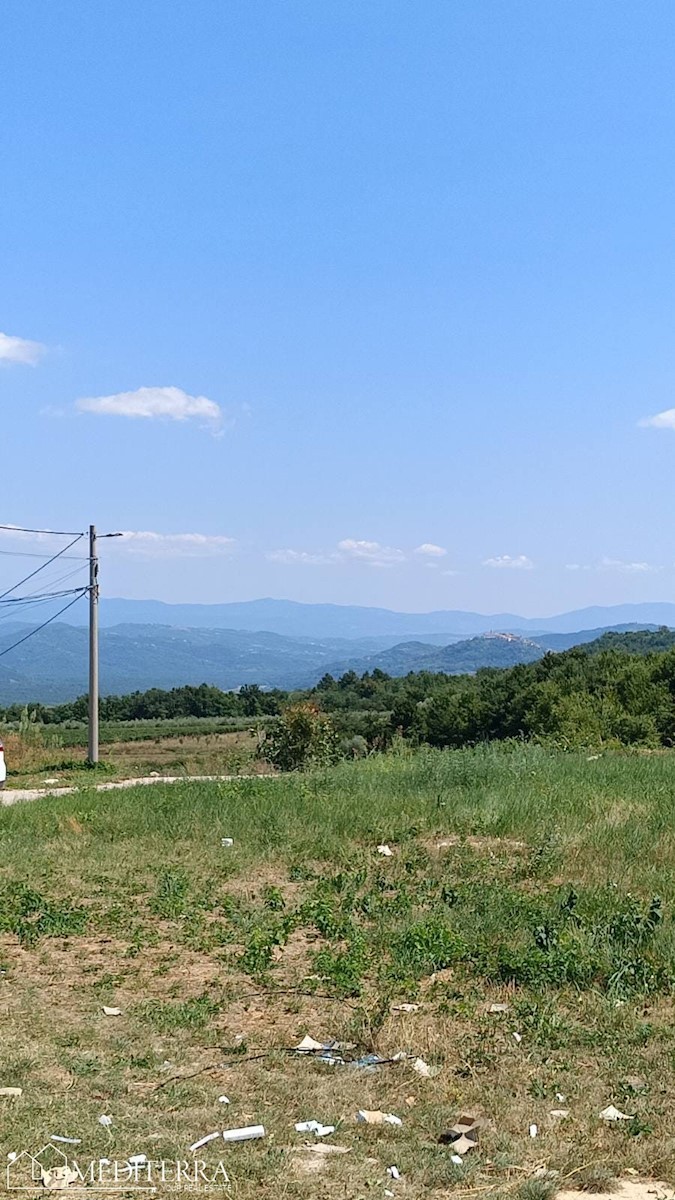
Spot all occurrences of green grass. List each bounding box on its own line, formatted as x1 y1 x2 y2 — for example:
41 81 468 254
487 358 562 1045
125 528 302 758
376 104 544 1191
2 745 675 1198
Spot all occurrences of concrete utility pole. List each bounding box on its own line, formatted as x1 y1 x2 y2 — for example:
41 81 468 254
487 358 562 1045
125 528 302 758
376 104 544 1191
88 524 99 765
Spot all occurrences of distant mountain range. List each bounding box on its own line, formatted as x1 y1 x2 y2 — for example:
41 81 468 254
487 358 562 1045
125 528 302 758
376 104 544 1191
59 597 675 640
0 616 669 703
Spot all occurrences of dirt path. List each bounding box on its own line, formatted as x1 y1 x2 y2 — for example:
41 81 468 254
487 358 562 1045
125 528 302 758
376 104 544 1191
0 774 277 807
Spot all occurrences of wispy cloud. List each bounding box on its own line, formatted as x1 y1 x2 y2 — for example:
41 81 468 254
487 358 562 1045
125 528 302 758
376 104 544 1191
266 539 407 568
598 556 656 573
76 386 224 431
639 408 675 430
483 554 534 570
337 539 406 567
267 548 334 566
117 530 236 557
414 543 447 558
0 332 46 366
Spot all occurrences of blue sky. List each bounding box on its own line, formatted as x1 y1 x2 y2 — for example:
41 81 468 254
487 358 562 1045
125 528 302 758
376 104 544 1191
3 0 675 617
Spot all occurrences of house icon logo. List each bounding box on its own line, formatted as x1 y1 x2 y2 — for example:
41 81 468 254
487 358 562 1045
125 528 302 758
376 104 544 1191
6 1143 78 1191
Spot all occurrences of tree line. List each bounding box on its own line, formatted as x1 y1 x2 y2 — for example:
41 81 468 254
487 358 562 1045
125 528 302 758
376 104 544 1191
4 629 675 751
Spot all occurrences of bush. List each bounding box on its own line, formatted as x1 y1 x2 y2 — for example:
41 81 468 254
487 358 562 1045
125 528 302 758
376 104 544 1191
261 703 340 771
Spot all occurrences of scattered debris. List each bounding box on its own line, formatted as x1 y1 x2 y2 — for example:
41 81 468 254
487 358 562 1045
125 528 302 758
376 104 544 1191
189 1132 220 1154
295 1121 335 1138
550 1109 570 1119
439 1114 481 1154
221 838 234 847
599 1105 633 1122
296 1036 326 1053
587 754 600 761
102 1006 122 1017
0 1088 22 1098
489 1003 509 1013
351 1053 386 1072
377 844 394 857
529 1124 538 1138
387 1166 401 1180
392 1003 419 1013
221 1125 265 1143
512 1032 522 1043
41 1164 79 1190
128 1156 147 1167
98 1116 113 1128
405 1096 416 1108
412 1057 440 1079
218 1096 230 1104
555 1092 566 1102
299 1144 351 1157
49 1136 81 1145
357 1111 402 1127
385 1190 395 1197
451 1154 463 1165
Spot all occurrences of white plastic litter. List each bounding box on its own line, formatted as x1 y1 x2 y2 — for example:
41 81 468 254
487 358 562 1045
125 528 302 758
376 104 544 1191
221 838 234 847
98 1116 113 1128
489 1003 509 1013
218 1096 230 1104
412 1057 440 1079
189 1132 220 1153
387 1166 401 1180
392 1003 419 1013
295 1121 335 1138
599 1105 633 1122
7 1153 17 1162
550 1109 570 1119
0 1088 22 1097
385 1191 395 1197
296 1036 325 1052
451 1154 463 1165
50 1136 81 1145
222 1126 265 1143
512 1032 522 1043
357 1111 402 1127
529 1124 538 1138
377 844 394 857
555 1092 566 1102
102 1006 122 1017
128 1155 147 1167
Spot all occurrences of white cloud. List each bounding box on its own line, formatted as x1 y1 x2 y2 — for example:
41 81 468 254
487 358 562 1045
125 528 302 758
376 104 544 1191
267 548 333 566
639 409 675 430
337 538 406 567
76 386 224 430
598 556 655 573
414 543 447 558
482 554 534 570
0 332 46 366
117 531 236 557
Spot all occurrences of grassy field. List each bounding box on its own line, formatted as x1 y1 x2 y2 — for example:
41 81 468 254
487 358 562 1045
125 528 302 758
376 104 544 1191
1 745 675 1198
0 726 267 789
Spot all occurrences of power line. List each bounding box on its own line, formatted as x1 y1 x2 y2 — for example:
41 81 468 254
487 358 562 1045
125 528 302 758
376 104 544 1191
0 548 88 561
0 524 85 537
0 586 88 606
0 534 84 602
0 590 88 659
14 562 89 602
